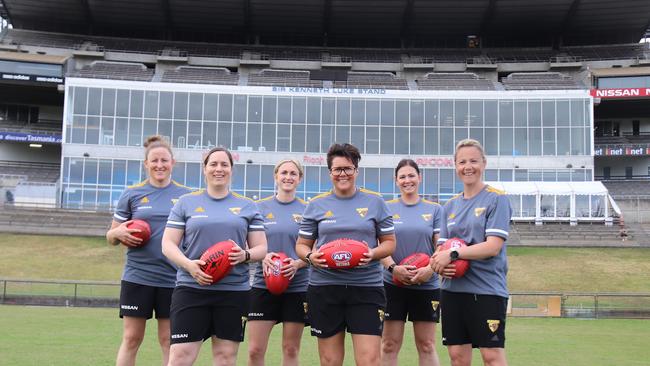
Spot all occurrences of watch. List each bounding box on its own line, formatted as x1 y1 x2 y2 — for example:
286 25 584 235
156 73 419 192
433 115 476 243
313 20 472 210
305 252 313 265
387 263 396 273
244 250 251 262
450 249 460 261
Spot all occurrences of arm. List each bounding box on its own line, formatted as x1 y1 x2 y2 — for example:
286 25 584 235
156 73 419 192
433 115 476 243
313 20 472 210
162 227 213 285
296 236 327 268
229 230 268 265
408 233 440 284
106 219 142 247
360 233 396 265
431 236 505 275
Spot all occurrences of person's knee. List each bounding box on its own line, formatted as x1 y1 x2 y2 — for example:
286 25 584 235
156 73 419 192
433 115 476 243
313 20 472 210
282 343 300 359
248 342 267 361
319 352 344 366
381 337 401 356
480 348 506 366
415 337 436 355
168 345 196 366
448 349 471 366
122 331 145 350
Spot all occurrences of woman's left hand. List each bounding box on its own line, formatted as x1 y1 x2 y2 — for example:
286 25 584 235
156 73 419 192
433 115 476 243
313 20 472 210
409 265 434 285
430 249 452 274
359 248 374 266
281 258 300 279
228 245 248 265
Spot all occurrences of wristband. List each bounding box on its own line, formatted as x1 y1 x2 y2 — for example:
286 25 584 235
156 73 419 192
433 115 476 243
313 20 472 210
245 250 251 262
305 252 313 265
387 263 396 273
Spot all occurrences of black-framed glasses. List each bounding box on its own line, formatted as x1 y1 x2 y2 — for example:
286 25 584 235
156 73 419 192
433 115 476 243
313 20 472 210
330 166 357 176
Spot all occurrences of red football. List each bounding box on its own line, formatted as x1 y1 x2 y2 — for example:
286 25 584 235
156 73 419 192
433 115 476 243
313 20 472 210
127 219 151 246
319 238 368 269
200 241 237 284
439 237 470 278
264 252 291 295
393 252 431 286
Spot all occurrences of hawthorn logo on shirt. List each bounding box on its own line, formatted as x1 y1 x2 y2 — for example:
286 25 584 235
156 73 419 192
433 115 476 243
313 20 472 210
324 210 334 218
140 196 149 204
448 213 456 219
487 319 500 333
171 199 178 205
194 206 205 213
421 213 432 222
393 213 401 220
229 207 242 215
356 208 368 218
474 207 486 217
266 212 274 219
431 301 439 311
292 214 302 223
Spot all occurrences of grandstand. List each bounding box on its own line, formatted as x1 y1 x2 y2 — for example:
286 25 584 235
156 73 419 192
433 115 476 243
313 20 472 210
0 0 648 242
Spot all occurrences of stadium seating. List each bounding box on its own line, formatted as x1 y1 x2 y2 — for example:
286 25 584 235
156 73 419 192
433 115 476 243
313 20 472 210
248 69 323 88
416 72 497 90
502 72 585 90
602 181 650 197
69 61 154 81
161 66 238 85
511 222 634 246
0 205 111 237
0 160 60 183
338 72 408 90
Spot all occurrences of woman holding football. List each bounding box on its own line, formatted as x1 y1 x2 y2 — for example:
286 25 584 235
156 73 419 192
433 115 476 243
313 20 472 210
162 146 267 366
248 159 309 366
296 143 396 366
106 135 192 366
430 139 512 366
380 159 442 366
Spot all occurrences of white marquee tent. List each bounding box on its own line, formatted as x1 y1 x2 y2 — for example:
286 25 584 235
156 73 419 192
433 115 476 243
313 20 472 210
485 181 616 222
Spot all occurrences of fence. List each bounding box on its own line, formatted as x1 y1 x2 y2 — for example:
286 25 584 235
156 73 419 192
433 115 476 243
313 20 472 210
2 278 650 319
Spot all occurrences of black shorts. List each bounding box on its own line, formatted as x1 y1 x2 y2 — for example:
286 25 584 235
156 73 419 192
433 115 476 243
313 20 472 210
307 285 386 338
248 287 308 324
441 290 507 348
169 286 249 344
384 284 440 323
119 280 173 319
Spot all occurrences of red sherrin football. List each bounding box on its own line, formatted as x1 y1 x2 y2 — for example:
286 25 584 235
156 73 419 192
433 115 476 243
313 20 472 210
439 237 470 278
393 252 431 286
319 238 368 269
126 219 151 246
200 241 237 284
264 252 291 295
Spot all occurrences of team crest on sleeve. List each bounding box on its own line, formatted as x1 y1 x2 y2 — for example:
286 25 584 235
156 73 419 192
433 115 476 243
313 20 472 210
487 319 500 333
393 213 400 220
474 207 486 217
266 212 274 219
431 301 439 311
194 206 205 213
171 198 178 204
356 208 368 218
448 213 456 219
140 196 149 204
229 207 242 215
421 213 432 221
292 214 303 223
324 210 334 218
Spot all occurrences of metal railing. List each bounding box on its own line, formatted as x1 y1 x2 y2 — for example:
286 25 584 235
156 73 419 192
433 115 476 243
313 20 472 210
2 278 649 318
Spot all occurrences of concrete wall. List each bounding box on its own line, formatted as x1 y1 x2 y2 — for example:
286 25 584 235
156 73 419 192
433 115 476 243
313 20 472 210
0 141 61 163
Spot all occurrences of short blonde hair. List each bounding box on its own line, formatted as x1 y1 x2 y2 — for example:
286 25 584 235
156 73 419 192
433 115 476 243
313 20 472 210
454 139 486 162
274 159 304 177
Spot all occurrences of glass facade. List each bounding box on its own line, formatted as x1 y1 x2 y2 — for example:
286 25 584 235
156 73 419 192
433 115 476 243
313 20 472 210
61 79 594 210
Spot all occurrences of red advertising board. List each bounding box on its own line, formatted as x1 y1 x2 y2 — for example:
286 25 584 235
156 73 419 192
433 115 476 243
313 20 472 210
590 88 650 99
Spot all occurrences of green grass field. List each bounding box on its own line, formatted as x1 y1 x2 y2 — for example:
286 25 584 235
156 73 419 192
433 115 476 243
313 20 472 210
1 305 649 366
2 234 650 365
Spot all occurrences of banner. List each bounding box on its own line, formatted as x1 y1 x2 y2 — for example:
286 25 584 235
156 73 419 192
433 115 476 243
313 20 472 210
0 131 62 144
590 88 650 99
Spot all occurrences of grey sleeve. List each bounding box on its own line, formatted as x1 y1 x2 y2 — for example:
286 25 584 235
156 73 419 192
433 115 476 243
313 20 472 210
298 202 318 240
485 194 512 240
437 204 448 245
113 189 131 223
375 199 395 237
432 204 442 234
166 198 186 230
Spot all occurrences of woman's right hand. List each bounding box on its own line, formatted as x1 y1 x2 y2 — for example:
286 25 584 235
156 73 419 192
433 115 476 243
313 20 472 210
309 251 328 269
113 220 143 247
185 259 213 286
392 264 416 285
